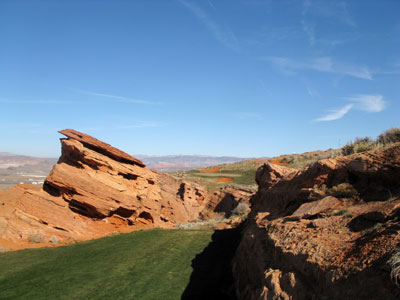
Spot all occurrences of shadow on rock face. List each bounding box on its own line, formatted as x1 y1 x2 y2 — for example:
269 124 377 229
214 193 236 218
181 226 242 300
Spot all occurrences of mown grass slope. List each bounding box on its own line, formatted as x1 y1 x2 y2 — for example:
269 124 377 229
184 160 260 190
0 229 213 300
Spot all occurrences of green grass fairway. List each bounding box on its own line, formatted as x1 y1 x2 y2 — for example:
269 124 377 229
0 229 213 300
174 149 343 191
179 160 261 190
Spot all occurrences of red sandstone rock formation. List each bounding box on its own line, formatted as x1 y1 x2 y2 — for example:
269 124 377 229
59 129 146 167
200 186 254 219
233 143 400 299
0 129 246 251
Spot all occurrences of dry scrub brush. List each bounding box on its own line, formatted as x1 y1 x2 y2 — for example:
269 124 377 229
378 128 400 144
231 202 250 217
388 248 400 287
341 127 400 156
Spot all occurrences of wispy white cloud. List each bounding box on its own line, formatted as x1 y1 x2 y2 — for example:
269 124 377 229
83 91 126 100
244 25 302 47
2 89 162 106
301 19 316 46
265 56 372 80
178 0 239 51
315 104 353 122
301 0 317 46
77 90 161 105
0 99 71 104
302 0 355 27
347 94 386 112
207 0 216 10
301 0 355 46
234 112 262 120
315 94 386 122
306 86 319 97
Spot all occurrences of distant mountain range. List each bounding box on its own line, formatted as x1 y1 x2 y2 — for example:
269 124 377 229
136 154 250 172
0 152 57 170
0 152 250 189
0 152 58 189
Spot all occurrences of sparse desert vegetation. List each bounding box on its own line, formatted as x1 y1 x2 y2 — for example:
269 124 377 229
1 129 400 299
388 248 400 287
341 127 400 156
231 202 250 217
378 128 400 145
1 0 399 298
174 150 342 190
176 128 400 192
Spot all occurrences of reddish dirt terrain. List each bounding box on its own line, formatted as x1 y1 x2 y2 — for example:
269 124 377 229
0 129 253 251
215 177 234 182
2 129 399 299
233 143 400 299
268 159 289 166
254 157 289 166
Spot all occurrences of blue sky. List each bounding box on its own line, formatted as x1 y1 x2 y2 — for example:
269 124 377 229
1 0 399 158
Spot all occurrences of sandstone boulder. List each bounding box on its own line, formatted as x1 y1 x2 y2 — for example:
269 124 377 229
291 196 341 219
59 129 145 167
0 129 233 250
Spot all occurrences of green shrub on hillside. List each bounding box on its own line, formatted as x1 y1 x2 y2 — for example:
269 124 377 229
377 128 400 145
331 209 353 218
332 209 349 216
341 143 355 156
328 183 358 198
341 128 400 156
312 183 357 199
353 137 376 153
341 137 376 155
361 222 383 237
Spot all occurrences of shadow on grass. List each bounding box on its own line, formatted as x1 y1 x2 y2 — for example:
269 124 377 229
181 225 242 300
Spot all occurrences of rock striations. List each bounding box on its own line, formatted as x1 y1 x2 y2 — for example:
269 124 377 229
232 143 400 299
4 129 398 299
0 129 248 250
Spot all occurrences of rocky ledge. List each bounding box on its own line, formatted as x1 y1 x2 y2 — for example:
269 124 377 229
233 143 400 299
0 129 252 250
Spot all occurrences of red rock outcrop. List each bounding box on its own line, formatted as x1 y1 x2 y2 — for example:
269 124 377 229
0 184 141 250
59 129 146 167
200 186 254 219
233 143 400 299
44 132 162 224
0 129 244 250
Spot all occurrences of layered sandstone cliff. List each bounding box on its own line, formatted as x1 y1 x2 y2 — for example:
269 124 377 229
233 143 400 299
0 129 251 251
